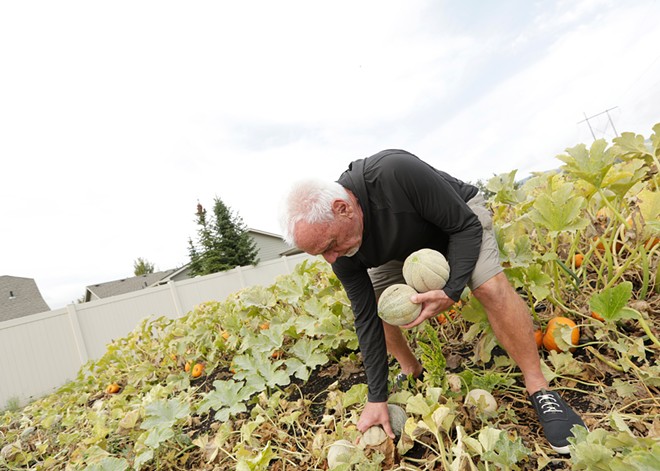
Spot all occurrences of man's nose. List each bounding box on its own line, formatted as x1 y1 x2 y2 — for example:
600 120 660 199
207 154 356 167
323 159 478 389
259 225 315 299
323 252 338 264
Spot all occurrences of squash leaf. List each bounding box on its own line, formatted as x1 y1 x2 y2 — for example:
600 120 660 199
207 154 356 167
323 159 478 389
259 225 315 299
529 178 588 234
197 379 252 421
589 282 638 322
557 140 615 188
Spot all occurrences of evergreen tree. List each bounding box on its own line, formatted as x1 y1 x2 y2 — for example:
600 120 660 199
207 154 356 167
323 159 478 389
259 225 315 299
187 198 259 276
133 257 155 276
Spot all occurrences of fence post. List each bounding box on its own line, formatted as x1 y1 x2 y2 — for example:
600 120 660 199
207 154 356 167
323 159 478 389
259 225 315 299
66 304 89 365
235 265 246 287
168 281 185 318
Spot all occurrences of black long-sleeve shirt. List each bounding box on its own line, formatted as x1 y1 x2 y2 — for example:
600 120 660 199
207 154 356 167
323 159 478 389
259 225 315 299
332 149 482 402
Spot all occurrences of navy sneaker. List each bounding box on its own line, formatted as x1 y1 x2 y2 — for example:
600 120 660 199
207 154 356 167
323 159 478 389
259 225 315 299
529 389 586 454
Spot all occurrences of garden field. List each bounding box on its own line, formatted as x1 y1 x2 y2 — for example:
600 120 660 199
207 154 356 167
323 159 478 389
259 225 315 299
1 125 659 470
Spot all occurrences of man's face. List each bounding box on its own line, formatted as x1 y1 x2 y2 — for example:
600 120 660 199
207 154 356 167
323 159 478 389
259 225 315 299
294 198 363 264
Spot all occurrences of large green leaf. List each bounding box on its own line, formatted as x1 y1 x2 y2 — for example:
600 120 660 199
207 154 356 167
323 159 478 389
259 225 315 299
141 398 190 430
589 282 638 322
613 131 655 163
557 139 615 188
197 379 252 421
529 178 588 234
486 170 525 205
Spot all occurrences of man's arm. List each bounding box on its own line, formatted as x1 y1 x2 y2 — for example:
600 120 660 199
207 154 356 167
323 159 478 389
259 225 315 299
392 156 483 301
332 259 390 403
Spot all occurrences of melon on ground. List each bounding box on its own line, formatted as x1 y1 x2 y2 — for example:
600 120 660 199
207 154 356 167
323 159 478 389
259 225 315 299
377 284 421 326
402 248 450 292
327 440 355 469
464 388 497 413
387 404 408 438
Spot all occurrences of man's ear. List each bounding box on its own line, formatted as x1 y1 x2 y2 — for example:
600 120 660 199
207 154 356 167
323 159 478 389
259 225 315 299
331 199 352 217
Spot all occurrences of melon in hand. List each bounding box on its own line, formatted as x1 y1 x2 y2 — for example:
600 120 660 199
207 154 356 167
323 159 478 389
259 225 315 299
402 248 450 292
377 284 421 326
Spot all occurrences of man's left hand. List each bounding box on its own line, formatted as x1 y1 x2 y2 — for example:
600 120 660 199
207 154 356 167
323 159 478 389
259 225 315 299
400 290 455 328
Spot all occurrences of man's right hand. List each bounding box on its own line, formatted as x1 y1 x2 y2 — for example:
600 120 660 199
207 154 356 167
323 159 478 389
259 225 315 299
357 401 395 439
401 289 455 329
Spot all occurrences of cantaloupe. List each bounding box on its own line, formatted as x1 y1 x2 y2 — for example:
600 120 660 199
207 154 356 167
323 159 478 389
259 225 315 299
402 248 450 292
361 426 388 446
387 404 408 438
327 439 355 469
377 284 421 326
464 388 497 413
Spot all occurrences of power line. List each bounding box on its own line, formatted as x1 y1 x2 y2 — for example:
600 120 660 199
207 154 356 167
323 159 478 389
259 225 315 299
577 107 619 140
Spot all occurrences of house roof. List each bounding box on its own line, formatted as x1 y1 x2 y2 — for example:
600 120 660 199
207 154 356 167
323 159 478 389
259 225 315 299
0 276 50 322
85 269 177 301
247 228 302 257
84 229 300 301
248 228 284 238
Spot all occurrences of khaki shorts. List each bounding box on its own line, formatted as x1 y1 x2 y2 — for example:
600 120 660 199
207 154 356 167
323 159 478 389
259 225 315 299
368 193 503 298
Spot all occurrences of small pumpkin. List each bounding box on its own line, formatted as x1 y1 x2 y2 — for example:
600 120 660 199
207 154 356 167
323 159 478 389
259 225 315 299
645 237 660 249
106 383 121 394
191 363 204 378
377 284 421 326
591 311 605 322
271 349 284 359
402 248 451 292
534 329 544 348
573 253 584 268
543 317 579 352
184 361 191 372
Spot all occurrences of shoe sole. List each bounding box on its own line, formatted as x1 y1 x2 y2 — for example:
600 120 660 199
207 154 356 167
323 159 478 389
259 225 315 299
550 444 570 455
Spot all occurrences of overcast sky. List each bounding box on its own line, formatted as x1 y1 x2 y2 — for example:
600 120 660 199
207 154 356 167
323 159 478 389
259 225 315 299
2 0 659 310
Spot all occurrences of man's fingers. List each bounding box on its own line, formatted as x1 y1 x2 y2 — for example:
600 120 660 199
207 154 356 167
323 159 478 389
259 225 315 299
382 421 395 439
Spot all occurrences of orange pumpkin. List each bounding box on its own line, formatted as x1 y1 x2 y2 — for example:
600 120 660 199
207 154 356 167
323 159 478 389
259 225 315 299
191 363 204 378
573 254 584 268
591 311 605 322
271 349 284 359
184 361 191 372
106 383 121 394
259 322 270 330
543 317 579 352
593 236 623 253
534 329 544 348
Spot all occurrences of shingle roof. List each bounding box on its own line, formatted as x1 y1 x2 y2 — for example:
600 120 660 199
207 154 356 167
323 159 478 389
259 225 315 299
0 276 50 322
85 269 177 301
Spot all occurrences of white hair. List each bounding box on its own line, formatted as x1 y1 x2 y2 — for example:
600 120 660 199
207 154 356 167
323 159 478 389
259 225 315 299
279 179 349 246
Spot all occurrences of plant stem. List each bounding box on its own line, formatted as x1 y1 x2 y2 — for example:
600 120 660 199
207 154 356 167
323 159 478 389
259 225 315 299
586 346 624 372
634 312 660 349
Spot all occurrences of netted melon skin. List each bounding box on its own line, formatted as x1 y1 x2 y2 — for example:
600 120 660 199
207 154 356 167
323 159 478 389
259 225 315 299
377 284 421 326
402 248 450 292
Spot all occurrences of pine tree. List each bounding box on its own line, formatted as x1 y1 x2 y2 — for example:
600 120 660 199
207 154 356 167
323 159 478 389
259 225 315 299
187 198 259 276
133 258 155 276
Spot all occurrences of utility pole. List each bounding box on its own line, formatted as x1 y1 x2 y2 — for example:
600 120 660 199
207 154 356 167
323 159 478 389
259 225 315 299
578 107 619 140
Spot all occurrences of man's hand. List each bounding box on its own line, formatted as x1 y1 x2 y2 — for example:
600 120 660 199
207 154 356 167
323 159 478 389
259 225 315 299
357 401 395 439
400 289 455 329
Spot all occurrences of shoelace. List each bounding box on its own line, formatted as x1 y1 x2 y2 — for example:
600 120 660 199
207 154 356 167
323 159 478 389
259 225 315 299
536 393 564 414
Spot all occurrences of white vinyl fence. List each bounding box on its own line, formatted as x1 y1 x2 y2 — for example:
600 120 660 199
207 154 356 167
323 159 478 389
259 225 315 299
0 253 316 409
